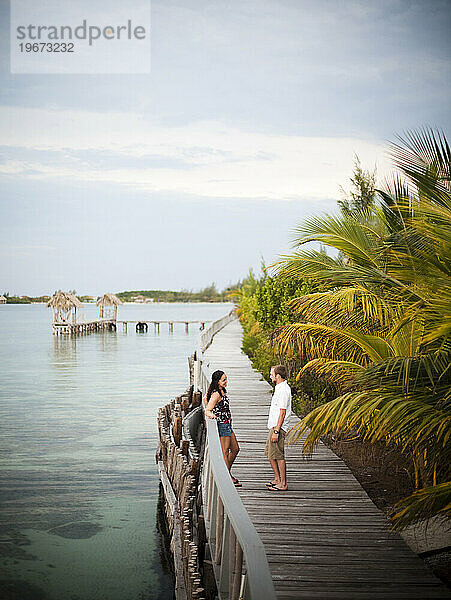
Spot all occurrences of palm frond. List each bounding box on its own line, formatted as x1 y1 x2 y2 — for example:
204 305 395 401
391 481 451 530
358 351 451 394
298 358 364 385
389 127 451 201
291 390 451 470
276 322 394 364
289 287 394 332
290 211 386 268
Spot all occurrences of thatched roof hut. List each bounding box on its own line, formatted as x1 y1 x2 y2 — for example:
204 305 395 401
96 293 123 307
47 291 83 324
97 293 122 319
47 291 83 310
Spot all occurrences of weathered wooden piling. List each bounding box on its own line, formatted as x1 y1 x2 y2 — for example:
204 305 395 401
157 384 210 600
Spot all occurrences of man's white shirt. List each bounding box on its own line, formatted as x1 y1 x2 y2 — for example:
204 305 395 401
267 380 292 432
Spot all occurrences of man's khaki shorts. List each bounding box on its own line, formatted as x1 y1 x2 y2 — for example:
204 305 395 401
265 427 286 460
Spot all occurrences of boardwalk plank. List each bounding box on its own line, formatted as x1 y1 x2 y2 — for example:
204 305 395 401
203 319 449 599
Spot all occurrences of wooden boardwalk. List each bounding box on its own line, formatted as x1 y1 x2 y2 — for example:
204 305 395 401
204 319 449 599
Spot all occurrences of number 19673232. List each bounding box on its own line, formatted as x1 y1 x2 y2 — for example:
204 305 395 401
19 42 75 52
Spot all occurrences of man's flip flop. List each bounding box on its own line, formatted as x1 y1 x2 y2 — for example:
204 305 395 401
232 477 242 487
265 482 277 487
267 485 288 492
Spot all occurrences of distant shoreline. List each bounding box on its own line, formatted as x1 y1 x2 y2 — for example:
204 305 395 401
1 288 236 304
1 300 234 305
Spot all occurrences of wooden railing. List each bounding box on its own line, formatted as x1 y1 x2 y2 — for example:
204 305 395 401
199 310 236 352
194 311 276 600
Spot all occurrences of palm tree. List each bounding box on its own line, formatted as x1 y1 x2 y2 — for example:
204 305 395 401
275 128 451 529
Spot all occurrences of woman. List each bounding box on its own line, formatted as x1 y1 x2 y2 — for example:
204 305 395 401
205 370 241 487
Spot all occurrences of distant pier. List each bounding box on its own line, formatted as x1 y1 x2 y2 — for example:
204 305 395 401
52 318 117 335
47 291 213 336
48 291 122 336
118 320 211 333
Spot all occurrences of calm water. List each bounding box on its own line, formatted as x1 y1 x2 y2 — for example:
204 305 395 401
0 303 232 600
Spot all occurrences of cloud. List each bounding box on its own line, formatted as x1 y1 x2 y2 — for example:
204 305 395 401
0 106 392 201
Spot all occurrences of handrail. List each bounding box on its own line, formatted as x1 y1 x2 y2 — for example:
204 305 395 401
200 308 237 353
194 309 237 394
195 311 276 600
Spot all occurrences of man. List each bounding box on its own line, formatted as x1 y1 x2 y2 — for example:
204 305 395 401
265 364 292 491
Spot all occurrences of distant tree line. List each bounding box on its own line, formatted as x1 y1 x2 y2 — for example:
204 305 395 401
1 293 51 304
117 283 238 303
2 284 240 304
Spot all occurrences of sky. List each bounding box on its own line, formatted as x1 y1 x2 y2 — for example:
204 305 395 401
0 0 450 296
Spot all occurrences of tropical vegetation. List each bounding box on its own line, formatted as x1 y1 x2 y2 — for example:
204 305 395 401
1 293 51 304
237 128 451 530
234 268 340 415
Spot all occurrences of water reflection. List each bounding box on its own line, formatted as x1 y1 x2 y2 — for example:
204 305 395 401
51 330 119 371
96 330 118 353
51 335 78 370
156 486 176 599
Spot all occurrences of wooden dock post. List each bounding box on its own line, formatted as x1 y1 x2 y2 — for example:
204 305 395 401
192 391 202 408
173 410 182 446
181 439 189 457
185 322 189 333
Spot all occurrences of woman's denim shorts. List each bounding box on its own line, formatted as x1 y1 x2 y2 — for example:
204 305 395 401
217 422 233 437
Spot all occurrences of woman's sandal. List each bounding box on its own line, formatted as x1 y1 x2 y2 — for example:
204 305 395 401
232 477 242 487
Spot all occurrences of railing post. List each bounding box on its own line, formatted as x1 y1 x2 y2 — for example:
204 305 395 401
240 573 247 600
207 461 214 523
232 539 243 600
210 483 218 540
215 496 224 565
219 514 231 597
194 357 199 393
229 526 236 595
